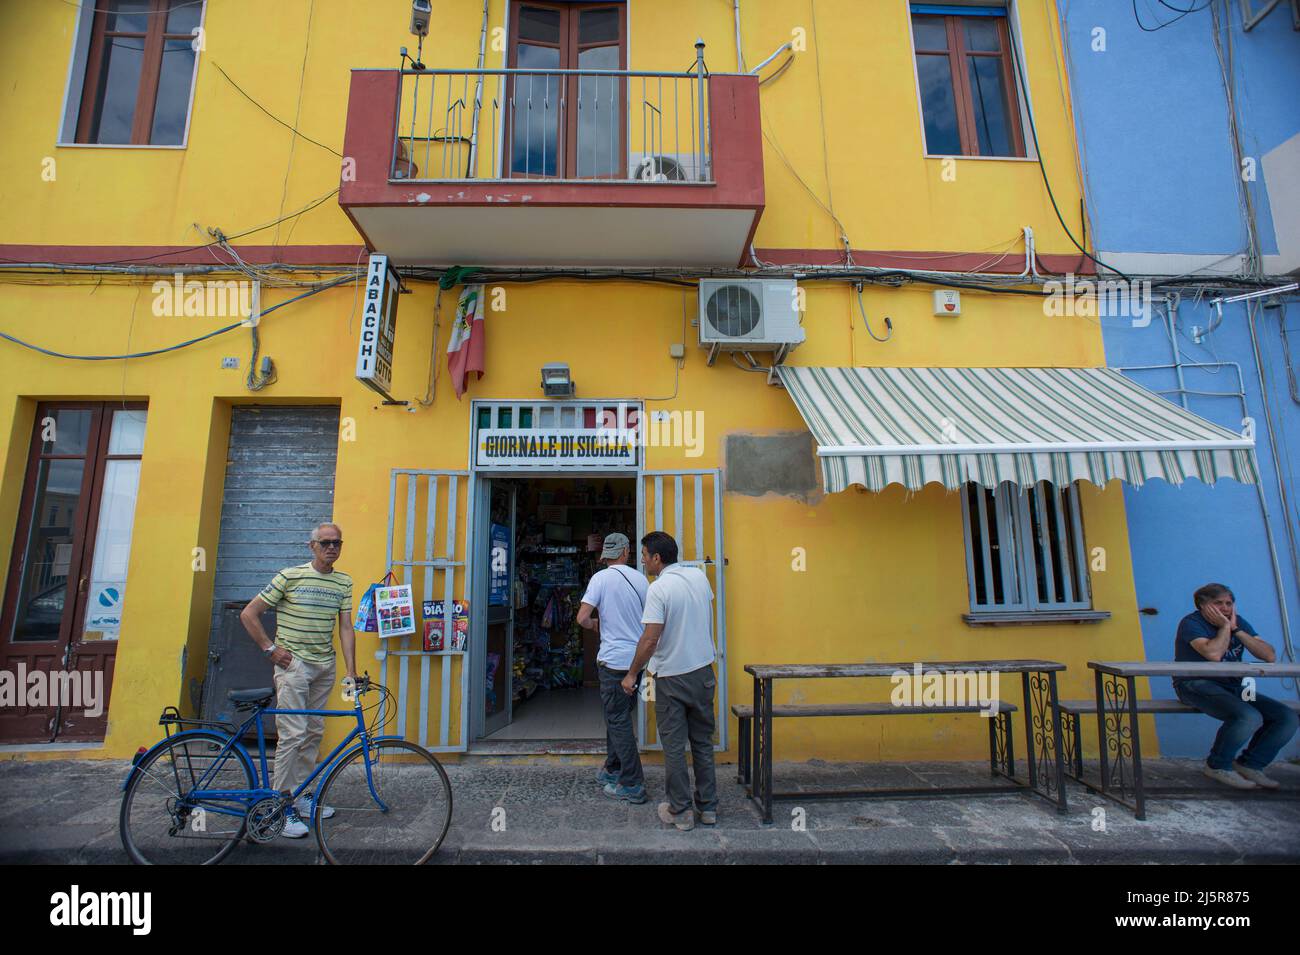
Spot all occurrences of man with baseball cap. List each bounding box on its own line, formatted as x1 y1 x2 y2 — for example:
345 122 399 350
577 532 649 803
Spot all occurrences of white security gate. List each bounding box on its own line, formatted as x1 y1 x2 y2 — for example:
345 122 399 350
381 470 472 752
636 469 728 751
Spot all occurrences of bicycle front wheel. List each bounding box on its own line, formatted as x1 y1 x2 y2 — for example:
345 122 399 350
314 739 452 865
120 731 256 865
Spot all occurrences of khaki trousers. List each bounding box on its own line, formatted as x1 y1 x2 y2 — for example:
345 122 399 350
271 655 336 795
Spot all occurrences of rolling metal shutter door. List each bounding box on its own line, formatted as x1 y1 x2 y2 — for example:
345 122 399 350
202 406 341 715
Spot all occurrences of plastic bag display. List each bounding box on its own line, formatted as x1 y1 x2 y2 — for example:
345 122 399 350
355 572 395 633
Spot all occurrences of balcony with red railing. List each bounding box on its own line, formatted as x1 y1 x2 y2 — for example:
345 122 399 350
339 46 764 268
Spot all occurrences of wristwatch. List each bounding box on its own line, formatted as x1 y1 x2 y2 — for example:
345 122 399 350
263 644 276 656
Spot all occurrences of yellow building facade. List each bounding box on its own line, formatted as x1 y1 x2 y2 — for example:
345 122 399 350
0 0 1166 765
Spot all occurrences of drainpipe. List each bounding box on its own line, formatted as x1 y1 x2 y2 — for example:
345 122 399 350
1163 293 1188 410
732 0 745 72
466 0 490 178
1245 299 1300 668
1119 358 1296 675
695 40 710 182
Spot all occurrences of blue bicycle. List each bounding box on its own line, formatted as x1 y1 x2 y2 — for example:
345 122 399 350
119 675 452 865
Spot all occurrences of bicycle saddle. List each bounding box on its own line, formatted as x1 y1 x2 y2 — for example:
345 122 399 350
228 688 273 705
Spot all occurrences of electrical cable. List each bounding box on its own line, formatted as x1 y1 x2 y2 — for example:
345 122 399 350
1133 0 1211 31
0 274 352 361
758 54 794 87
0 187 342 268
417 286 444 407
643 289 690 401
1005 29 1130 280
854 283 893 342
212 62 342 158
273 0 316 250
809 0 852 264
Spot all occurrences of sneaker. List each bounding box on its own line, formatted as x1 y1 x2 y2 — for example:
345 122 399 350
657 801 695 831
696 808 718 826
280 810 310 839
1203 764 1258 790
295 800 336 820
1233 762 1281 790
595 769 619 787
602 782 648 804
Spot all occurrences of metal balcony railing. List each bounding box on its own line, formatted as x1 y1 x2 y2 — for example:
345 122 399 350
391 45 712 184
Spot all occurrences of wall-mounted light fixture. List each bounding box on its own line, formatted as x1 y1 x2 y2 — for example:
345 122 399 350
541 363 576 398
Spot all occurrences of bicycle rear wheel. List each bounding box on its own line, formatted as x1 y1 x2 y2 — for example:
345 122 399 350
120 731 256 865
314 739 452 865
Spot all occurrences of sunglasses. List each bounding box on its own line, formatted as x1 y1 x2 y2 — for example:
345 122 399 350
314 539 343 549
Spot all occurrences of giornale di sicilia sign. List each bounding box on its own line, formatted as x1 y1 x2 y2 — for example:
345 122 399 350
476 428 641 470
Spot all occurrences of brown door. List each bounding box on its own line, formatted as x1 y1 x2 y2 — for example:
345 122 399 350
506 1 626 179
0 403 147 743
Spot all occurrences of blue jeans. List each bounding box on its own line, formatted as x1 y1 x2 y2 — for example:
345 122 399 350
1173 679 1298 771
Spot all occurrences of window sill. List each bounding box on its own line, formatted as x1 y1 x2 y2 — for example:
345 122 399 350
963 610 1112 627
923 153 1036 162
56 142 188 150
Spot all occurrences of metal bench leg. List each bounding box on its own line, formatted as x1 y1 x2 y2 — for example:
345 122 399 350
1073 714 1083 780
760 678 774 825
988 714 997 777
1003 710 1015 778
737 716 751 785
1127 676 1146 821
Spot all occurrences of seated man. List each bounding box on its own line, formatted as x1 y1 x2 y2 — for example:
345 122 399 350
1173 583 1298 790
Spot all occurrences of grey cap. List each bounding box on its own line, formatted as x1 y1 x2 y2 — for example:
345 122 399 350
600 532 630 559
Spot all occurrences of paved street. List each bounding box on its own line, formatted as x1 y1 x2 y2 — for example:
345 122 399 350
2 755 1298 864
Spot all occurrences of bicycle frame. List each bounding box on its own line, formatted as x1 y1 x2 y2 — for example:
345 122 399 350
127 692 398 824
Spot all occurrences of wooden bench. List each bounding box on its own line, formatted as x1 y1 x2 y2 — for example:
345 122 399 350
731 700 1019 786
1054 697 1300 780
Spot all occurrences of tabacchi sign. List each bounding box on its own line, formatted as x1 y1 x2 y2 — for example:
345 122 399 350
356 253 400 400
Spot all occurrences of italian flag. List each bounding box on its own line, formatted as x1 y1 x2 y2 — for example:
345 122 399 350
447 284 486 399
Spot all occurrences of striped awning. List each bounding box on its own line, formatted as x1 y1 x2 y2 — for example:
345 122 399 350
777 366 1258 493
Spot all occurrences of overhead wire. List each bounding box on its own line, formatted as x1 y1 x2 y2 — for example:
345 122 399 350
212 62 342 158
0 274 353 361
273 0 317 250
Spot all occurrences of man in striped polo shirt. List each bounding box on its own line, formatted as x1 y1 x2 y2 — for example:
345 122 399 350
241 522 357 838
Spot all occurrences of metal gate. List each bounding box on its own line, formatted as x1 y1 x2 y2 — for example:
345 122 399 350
381 470 472 752
203 405 340 716
636 469 727 751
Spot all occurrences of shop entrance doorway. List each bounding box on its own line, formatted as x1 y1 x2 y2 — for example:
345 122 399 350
474 475 639 742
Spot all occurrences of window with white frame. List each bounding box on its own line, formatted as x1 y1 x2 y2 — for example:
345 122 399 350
59 0 205 147
961 481 1091 614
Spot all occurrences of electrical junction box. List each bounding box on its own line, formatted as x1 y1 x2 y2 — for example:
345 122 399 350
933 290 961 316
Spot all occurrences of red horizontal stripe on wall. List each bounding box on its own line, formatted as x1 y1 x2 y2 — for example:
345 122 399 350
0 245 370 267
751 248 1095 275
0 244 1094 275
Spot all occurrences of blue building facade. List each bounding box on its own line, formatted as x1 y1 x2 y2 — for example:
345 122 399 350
1057 0 1300 758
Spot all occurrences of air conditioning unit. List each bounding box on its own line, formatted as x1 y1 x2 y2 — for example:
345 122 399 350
697 279 805 354
630 151 703 182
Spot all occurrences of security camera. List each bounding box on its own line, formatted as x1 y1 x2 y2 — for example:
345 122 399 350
410 0 432 37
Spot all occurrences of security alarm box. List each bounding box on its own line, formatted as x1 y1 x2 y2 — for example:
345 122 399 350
933 290 961 316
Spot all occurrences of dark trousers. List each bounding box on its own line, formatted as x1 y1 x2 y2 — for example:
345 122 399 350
598 664 644 788
654 664 718 814
1174 679 1299 770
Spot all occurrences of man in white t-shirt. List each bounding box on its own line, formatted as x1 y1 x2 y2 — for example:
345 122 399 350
578 533 649 803
621 531 717 831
